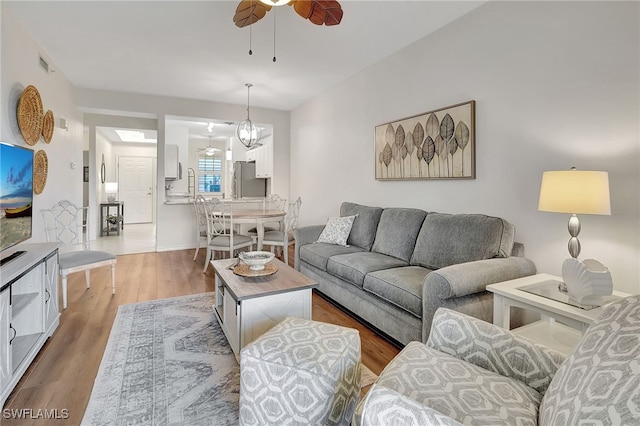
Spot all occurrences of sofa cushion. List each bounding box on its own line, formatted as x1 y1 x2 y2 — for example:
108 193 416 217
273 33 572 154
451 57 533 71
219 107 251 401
371 208 427 262
340 202 384 251
327 252 408 289
539 296 640 424
299 242 365 271
317 214 357 246
363 266 432 318
411 213 515 270
374 341 541 425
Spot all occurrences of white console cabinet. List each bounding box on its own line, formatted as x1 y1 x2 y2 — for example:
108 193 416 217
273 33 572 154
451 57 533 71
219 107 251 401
0 242 59 407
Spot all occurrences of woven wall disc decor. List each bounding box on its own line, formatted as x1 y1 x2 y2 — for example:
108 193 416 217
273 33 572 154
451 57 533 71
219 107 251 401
42 110 54 143
33 149 48 194
17 85 44 146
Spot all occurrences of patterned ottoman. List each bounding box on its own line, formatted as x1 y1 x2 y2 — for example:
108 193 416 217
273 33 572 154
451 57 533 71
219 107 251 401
239 317 361 426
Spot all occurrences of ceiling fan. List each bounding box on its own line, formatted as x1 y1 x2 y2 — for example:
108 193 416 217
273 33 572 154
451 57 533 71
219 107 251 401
197 136 222 156
233 0 343 28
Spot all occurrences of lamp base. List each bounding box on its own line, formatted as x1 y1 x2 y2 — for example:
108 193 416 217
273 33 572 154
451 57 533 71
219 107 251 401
567 214 581 258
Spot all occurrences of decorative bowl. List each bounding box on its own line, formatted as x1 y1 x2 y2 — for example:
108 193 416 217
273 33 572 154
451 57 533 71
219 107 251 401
239 251 275 271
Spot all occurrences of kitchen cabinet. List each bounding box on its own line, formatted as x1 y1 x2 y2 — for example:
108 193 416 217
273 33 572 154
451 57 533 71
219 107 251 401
0 243 59 407
254 143 273 178
165 144 181 180
245 149 257 163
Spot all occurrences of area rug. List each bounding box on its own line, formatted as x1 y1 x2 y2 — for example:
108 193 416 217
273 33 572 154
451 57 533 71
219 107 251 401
82 293 378 426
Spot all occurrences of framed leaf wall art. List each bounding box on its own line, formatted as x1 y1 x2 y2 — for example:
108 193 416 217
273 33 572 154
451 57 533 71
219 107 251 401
375 100 475 180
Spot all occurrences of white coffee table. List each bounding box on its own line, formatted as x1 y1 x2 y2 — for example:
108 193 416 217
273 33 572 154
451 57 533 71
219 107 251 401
211 257 318 359
487 273 630 354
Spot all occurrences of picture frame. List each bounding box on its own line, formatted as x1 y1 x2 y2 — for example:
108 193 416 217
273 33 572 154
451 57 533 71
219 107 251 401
375 100 476 180
83 166 89 182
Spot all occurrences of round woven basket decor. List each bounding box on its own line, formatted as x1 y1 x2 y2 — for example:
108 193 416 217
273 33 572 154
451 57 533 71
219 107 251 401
17 85 44 146
42 110 54 143
34 149 48 194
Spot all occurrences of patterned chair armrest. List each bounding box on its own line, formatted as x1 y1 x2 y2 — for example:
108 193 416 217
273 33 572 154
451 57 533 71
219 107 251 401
427 308 567 395
353 384 464 426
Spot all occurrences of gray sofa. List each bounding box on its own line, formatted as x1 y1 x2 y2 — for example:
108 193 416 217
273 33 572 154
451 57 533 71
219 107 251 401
294 202 536 345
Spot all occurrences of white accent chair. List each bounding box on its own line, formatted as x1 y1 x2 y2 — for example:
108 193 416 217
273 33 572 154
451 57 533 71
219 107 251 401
191 195 208 261
202 198 253 273
41 200 117 309
262 197 302 266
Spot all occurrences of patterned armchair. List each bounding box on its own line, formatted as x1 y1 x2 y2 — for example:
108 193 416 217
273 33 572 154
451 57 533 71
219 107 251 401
354 296 640 425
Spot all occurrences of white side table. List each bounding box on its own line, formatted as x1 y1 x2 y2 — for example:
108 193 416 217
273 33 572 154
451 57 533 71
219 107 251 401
487 273 630 355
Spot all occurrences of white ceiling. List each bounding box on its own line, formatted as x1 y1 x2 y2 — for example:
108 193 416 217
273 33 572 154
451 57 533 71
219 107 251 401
6 1 484 112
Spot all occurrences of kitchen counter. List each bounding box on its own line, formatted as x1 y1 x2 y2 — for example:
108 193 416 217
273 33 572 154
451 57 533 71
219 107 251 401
164 198 193 205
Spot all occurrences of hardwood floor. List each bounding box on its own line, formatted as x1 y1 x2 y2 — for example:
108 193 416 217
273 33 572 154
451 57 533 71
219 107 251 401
3 248 401 425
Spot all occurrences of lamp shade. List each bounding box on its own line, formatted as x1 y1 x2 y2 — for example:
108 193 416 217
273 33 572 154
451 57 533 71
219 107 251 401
105 182 118 193
538 170 611 215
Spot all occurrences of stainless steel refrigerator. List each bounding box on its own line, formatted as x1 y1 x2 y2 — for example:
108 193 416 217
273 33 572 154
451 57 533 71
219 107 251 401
233 161 267 198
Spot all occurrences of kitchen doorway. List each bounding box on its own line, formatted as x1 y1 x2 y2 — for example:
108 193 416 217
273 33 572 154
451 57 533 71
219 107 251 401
87 117 158 255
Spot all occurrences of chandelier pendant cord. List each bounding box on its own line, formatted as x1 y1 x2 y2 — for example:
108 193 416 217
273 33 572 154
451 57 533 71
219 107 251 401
273 8 277 62
246 85 251 120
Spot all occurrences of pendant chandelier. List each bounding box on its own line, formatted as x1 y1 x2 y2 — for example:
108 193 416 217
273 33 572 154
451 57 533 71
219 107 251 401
236 83 262 148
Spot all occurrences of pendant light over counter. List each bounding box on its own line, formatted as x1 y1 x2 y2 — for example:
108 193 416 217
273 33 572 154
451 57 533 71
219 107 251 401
236 83 262 149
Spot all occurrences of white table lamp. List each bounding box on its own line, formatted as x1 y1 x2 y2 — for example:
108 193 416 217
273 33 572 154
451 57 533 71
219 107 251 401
105 182 118 203
538 168 610 258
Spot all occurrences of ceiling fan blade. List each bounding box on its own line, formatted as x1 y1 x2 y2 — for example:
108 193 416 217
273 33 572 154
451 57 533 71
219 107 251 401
292 0 343 26
234 0 272 28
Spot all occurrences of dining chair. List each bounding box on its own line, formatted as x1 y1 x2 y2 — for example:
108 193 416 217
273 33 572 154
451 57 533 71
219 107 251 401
262 196 302 267
246 194 287 240
191 195 208 261
202 198 253 273
41 200 117 309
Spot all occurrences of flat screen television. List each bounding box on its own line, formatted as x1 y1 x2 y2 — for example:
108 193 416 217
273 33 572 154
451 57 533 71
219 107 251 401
0 141 34 264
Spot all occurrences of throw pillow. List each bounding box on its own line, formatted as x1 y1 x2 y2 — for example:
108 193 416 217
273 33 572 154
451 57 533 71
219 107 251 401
317 215 358 246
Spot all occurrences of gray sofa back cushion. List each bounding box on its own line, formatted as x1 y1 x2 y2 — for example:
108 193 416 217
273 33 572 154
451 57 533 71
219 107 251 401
540 296 640 424
410 213 515 270
340 202 383 251
371 208 427 262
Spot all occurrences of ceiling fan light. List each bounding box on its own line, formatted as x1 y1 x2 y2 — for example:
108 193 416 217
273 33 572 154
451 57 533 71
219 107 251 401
259 0 290 6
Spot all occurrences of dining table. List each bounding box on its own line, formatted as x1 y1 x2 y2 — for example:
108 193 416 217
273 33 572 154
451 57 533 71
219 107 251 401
231 208 286 251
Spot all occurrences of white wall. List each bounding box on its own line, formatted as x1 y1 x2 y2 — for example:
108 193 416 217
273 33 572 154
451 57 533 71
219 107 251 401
290 1 640 293
1 6 84 244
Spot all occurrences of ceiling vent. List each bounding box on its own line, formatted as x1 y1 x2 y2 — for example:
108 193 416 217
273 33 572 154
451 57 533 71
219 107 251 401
39 55 50 73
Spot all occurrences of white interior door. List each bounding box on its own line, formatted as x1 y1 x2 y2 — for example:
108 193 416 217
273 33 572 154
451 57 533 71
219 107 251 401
118 156 153 224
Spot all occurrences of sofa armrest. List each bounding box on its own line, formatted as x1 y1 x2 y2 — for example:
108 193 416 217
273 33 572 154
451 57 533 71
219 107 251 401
294 224 325 245
427 308 566 395
353 384 464 426
293 225 325 270
424 256 537 300
421 257 536 342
